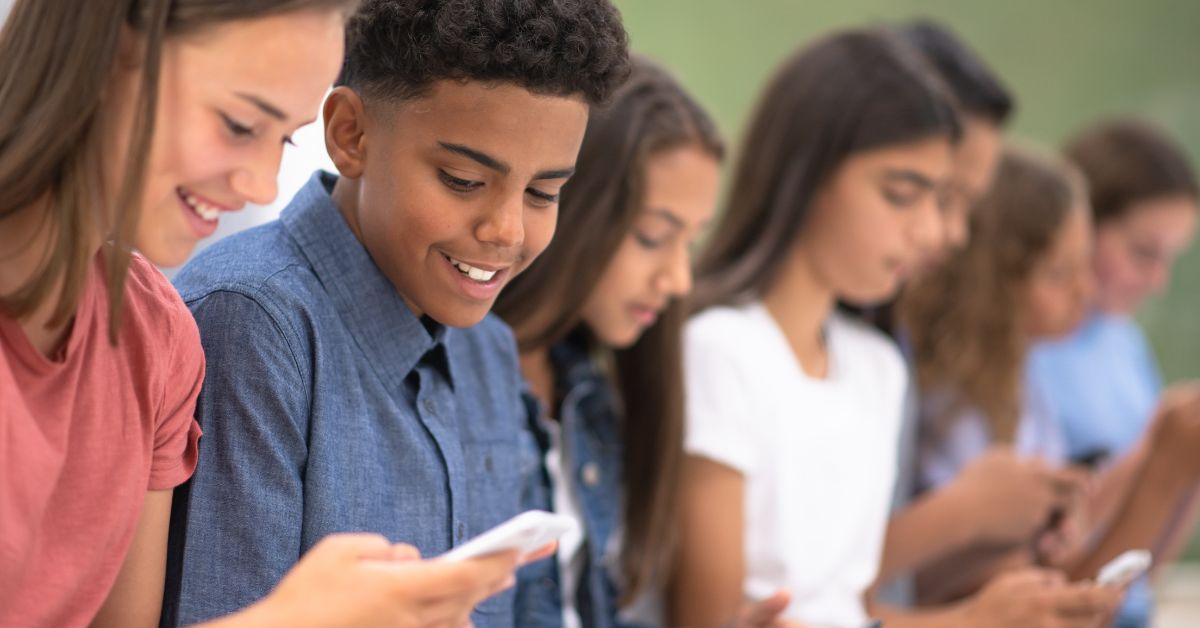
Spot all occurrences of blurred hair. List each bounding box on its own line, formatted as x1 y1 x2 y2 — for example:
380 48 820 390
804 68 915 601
900 144 1087 441
0 0 358 342
1064 117 1198 225
692 27 961 312
897 18 1014 125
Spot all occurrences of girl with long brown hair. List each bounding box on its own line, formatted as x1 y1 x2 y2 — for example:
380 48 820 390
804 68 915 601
494 54 726 627
1 1 522 625
673 27 957 627
672 29 1119 628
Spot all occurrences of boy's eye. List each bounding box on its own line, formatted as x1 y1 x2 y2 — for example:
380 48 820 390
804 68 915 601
526 187 559 207
219 112 256 139
438 169 483 193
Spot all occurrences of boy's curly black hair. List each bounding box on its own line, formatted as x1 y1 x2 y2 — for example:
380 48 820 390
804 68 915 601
337 0 630 106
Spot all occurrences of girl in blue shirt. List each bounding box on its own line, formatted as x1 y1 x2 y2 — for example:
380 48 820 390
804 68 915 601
1029 119 1199 627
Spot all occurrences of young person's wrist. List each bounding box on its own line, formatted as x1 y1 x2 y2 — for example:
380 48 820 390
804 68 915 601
197 597 288 628
937 479 987 548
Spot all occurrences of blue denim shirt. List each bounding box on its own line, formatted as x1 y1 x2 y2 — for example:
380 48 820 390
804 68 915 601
162 171 548 626
524 333 651 628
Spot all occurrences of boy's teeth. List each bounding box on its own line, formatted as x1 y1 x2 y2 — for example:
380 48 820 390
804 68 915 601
449 257 498 282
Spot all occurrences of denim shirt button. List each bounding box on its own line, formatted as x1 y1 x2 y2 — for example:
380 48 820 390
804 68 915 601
422 398 437 416
540 577 556 590
456 521 466 541
581 462 600 487
484 455 494 474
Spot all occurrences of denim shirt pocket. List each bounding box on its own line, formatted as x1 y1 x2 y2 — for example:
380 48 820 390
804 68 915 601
462 435 528 617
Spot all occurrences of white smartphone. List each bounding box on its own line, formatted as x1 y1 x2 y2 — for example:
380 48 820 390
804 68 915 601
1096 549 1152 587
441 510 577 562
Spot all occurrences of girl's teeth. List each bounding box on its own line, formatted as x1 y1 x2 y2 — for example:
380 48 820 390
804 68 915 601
182 191 220 221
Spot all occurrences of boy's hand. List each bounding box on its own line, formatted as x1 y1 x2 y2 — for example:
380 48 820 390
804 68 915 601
221 533 520 628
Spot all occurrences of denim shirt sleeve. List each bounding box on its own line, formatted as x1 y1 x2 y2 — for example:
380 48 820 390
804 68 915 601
166 288 311 625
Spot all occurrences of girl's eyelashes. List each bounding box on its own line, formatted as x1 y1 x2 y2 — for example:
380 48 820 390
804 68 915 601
438 169 483 193
220 111 295 146
634 232 667 250
881 185 922 208
219 112 256 139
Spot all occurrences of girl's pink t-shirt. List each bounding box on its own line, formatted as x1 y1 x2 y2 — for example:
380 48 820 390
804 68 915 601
1 253 203 627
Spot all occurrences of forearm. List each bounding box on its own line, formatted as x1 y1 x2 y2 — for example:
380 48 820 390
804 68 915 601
1086 442 1148 537
915 544 1028 605
870 600 969 628
877 486 978 584
191 603 274 628
1153 484 1200 570
1071 451 1199 580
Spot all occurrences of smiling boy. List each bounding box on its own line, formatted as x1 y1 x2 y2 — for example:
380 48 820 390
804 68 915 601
164 1 629 625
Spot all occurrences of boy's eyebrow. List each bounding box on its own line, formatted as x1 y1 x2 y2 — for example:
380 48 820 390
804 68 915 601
882 168 938 188
439 142 511 175
533 167 575 181
439 141 575 181
236 92 288 121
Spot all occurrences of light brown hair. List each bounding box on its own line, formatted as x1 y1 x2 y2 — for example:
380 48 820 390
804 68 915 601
900 145 1087 441
0 0 357 342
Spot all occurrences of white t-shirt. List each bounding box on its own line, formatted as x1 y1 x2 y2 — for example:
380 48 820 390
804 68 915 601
684 303 907 627
541 418 586 628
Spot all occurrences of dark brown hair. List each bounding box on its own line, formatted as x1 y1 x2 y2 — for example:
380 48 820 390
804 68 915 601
336 0 630 107
494 54 723 603
691 28 961 312
1064 118 1198 226
0 0 357 342
900 145 1086 441
897 19 1014 125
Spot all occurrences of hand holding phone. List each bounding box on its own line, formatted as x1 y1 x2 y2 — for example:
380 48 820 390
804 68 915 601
441 510 576 562
1096 549 1152 587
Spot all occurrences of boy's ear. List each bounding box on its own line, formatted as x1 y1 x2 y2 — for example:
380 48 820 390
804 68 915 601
324 86 368 179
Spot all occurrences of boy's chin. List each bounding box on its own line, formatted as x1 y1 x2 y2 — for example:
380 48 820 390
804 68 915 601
422 301 495 329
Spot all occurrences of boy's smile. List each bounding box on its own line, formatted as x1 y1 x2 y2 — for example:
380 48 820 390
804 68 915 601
326 79 589 327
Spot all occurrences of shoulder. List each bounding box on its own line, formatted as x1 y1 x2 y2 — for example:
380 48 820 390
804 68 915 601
173 223 327 336
120 253 201 360
686 303 773 360
173 221 315 308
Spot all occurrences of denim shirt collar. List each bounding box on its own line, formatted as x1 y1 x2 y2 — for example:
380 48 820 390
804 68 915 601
281 171 454 389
